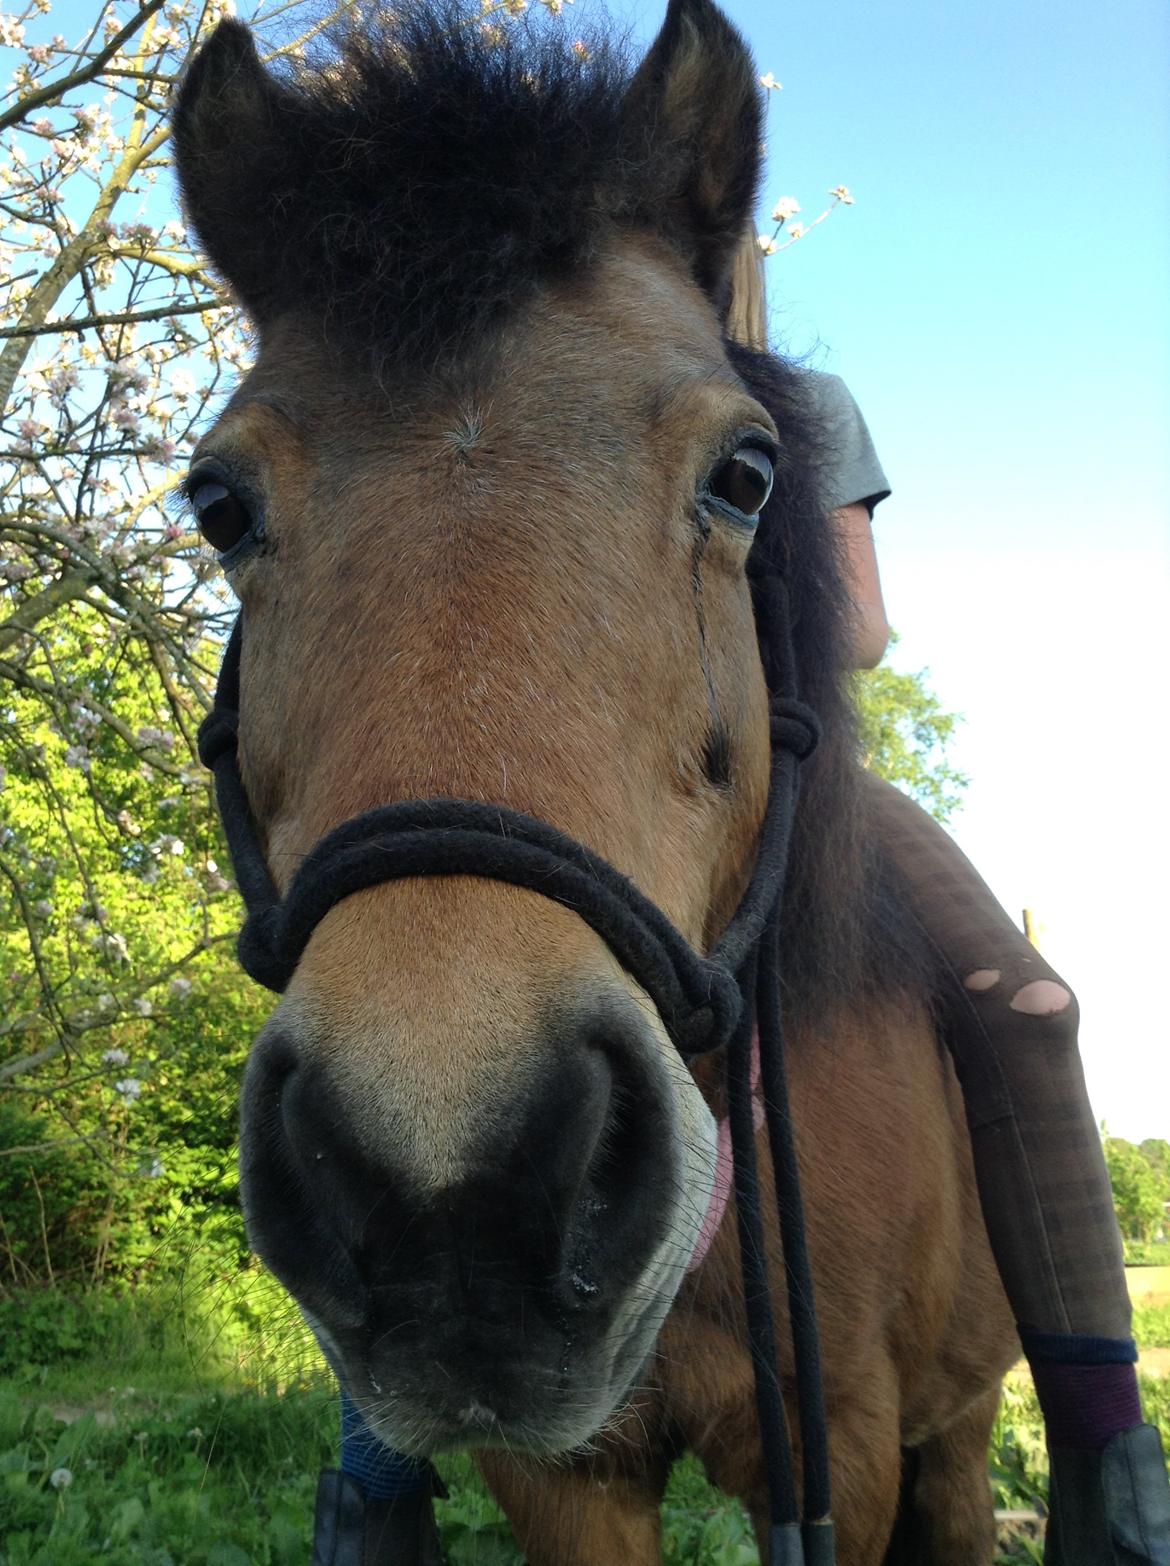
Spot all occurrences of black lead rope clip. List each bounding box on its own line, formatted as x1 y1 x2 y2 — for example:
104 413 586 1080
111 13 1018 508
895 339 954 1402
199 571 835 1565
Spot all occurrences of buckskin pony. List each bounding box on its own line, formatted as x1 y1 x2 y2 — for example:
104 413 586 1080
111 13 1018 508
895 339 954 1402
173 1 1018 1560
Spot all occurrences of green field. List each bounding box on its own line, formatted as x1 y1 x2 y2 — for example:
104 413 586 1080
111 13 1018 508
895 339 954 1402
2 1290 1167 1566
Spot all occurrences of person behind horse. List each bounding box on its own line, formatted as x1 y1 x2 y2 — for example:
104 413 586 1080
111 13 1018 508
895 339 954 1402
311 234 1170 1566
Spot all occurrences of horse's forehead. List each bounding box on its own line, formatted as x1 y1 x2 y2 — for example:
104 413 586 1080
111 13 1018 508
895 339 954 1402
231 240 729 437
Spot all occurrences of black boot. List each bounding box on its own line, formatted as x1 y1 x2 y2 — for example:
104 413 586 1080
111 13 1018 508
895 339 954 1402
1046 1424 1170 1564
312 1468 448 1566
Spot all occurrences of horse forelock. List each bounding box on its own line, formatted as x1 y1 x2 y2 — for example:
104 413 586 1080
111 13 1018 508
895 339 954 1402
177 1 666 373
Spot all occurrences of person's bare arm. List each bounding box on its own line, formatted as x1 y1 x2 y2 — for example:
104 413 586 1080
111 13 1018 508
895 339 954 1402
833 502 890 670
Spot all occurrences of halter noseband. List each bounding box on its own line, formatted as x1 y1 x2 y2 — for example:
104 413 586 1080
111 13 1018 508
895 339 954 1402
200 566 836 1566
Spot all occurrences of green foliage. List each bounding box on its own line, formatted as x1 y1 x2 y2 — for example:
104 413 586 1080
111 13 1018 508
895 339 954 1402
852 633 968 823
1103 1136 1170 1243
1126 1239 1170 1266
0 964 267 1291
1135 1304 1170 1349
1141 1140 1170 1188
662 1457 759 1565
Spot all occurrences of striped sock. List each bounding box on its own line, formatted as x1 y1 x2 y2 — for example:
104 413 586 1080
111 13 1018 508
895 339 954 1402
1021 1329 1142 1451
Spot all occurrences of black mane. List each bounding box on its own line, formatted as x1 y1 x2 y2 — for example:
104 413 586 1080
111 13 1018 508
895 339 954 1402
726 345 935 1017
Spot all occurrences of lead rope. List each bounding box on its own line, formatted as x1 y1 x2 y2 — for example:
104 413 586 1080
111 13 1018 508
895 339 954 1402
199 573 834 1566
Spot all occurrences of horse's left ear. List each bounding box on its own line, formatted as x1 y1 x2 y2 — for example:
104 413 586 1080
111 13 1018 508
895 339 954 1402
619 0 763 300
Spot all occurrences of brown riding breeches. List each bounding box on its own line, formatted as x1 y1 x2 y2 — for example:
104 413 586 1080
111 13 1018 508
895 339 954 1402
865 772 1132 1342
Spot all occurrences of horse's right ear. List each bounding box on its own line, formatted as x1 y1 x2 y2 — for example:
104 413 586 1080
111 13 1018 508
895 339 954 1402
173 21 289 326
619 0 763 302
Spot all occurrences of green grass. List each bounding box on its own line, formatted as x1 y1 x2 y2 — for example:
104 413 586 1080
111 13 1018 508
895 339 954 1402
2 1289 1168 1565
0 1376 755 1566
1135 1302 1170 1348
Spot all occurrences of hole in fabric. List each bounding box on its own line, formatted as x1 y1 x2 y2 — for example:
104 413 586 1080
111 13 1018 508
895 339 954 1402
1009 979 1072 1017
964 968 1001 992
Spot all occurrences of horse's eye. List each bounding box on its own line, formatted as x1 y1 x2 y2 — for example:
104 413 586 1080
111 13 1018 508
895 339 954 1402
190 480 253 555
708 445 775 520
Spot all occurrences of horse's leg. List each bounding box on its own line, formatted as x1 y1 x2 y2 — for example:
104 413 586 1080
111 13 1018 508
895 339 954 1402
901 1384 1001 1564
477 1449 669 1566
816 1389 907 1566
716 1381 905 1566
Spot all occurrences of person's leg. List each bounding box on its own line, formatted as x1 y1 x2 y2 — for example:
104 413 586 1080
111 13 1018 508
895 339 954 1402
865 773 1170 1562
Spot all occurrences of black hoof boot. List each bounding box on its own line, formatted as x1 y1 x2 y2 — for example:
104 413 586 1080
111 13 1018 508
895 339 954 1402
1045 1424 1170 1565
312 1468 448 1566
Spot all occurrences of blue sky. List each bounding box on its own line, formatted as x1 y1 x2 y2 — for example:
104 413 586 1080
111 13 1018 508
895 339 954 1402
679 0 1170 1139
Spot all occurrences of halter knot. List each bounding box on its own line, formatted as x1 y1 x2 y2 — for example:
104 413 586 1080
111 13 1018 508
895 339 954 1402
239 907 292 994
770 698 821 760
197 706 239 770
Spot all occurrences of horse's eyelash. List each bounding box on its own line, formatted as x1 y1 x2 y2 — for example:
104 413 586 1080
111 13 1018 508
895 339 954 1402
164 484 191 517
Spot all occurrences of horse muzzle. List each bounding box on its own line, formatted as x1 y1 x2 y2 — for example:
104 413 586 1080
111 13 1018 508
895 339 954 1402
238 985 716 1454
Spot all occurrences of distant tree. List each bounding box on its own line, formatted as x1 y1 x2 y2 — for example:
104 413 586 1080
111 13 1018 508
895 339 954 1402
1104 1137 1166 1243
1139 1139 1170 1195
853 634 968 824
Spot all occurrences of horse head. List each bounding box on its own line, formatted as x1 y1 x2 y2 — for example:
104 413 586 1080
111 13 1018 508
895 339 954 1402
174 0 857 1459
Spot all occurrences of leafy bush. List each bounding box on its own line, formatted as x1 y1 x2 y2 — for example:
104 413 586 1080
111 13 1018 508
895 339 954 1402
1127 1240 1170 1267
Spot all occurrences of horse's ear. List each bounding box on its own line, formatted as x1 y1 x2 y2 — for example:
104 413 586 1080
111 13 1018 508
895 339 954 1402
172 21 289 326
620 0 763 299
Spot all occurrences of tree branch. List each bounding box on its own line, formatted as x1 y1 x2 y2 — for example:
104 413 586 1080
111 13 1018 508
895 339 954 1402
0 566 97 653
0 934 233 1082
0 296 225 341
0 1 167 135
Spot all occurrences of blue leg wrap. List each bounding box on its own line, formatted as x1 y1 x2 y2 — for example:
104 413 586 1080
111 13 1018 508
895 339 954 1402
339 1389 430 1500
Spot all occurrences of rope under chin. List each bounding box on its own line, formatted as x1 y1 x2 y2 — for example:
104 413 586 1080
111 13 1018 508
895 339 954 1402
199 567 835 1566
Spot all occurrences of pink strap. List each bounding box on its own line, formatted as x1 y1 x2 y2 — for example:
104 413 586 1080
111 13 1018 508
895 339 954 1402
686 1030 762 1273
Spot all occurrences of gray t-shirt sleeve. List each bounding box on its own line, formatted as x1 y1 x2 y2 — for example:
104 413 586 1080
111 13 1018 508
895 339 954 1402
803 371 891 514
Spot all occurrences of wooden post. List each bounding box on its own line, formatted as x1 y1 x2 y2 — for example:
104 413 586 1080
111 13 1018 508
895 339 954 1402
1022 908 1044 951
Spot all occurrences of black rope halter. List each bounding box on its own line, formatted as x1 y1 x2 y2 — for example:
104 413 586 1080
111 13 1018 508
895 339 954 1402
199 563 836 1566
